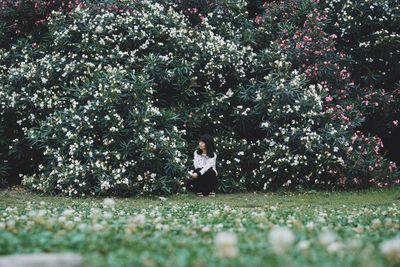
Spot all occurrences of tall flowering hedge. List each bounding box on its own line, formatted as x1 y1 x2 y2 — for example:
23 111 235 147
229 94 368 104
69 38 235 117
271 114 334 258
0 0 399 195
320 0 400 165
0 0 85 49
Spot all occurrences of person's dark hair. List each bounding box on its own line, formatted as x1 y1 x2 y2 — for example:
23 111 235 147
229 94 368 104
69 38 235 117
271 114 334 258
196 133 216 158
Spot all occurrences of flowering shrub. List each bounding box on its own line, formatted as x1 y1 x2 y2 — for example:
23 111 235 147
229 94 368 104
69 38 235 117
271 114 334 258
253 0 399 189
233 52 351 190
2 3 195 196
21 70 189 196
321 0 400 90
212 131 255 193
0 0 85 49
320 0 400 165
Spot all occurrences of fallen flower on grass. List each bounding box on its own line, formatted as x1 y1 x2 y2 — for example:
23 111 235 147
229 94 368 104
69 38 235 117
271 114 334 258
379 237 400 262
268 226 295 254
214 231 238 258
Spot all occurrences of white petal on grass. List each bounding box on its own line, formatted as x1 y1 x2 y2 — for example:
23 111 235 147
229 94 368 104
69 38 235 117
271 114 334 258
318 230 337 247
268 226 295 254
102 197 116 208
327 241 343 254
214 231 238 258
379 237 400 262
297 240 310 252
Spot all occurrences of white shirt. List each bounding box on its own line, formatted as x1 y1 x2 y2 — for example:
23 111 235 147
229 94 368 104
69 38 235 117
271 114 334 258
193 150 218 176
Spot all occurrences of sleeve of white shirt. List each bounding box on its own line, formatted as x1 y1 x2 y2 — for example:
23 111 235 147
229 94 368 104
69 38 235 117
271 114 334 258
193 150 201 169
199 153 217 175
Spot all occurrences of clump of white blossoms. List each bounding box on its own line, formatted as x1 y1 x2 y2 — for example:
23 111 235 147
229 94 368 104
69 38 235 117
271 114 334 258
379 237 400 262
326 241 343 255
297 239 310 252
61 208 75 218
102 197 116 209
214 231 238 258
318 230 337 247
268 226 295 254
371 218 382 229
125 214 147 233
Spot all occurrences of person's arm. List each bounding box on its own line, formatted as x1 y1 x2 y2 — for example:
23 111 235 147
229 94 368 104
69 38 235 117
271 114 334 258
198 154 217 176
193 151 201 169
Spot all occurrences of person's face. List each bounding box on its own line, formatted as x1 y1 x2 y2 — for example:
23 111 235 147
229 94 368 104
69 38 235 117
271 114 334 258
199 141 206 151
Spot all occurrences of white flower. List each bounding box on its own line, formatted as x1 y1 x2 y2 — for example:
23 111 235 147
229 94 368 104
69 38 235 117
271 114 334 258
225 88 234 98
102 197 116 208
327 241 343 254
95 26 103 33
92 223 105 232
215 231 238 258
62 208 75 217
297 240 310 252
130 214 146 227
100 180 110 190
90 208 101 217
379 237 400 262
347 238 362 250
202 226 211 232
305 221 314 230
371 218 381 229
318 230 337 247
268 226 295 254
261 121 270 128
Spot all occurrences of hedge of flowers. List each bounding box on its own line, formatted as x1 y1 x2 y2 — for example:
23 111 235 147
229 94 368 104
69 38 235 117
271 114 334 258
0 0 399 195
319 0 400 168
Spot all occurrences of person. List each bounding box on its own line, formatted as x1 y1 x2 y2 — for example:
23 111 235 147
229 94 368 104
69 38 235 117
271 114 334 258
186 133 218 197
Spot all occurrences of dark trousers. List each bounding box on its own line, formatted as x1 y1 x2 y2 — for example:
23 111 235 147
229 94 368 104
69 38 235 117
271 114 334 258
186 166 217 196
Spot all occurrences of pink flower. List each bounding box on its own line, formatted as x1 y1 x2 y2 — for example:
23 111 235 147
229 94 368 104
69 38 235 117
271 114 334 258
390 161 397 169
303 36 312 42
325 95 333 102
255 15 263 25
340 69 348 80
368 165 374 171
393 120 399 126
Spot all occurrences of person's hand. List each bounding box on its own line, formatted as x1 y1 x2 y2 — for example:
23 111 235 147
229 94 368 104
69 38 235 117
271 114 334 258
191 172 198 179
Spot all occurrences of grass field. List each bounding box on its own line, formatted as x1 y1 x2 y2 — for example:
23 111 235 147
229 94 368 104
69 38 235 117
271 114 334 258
1 187 400 266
